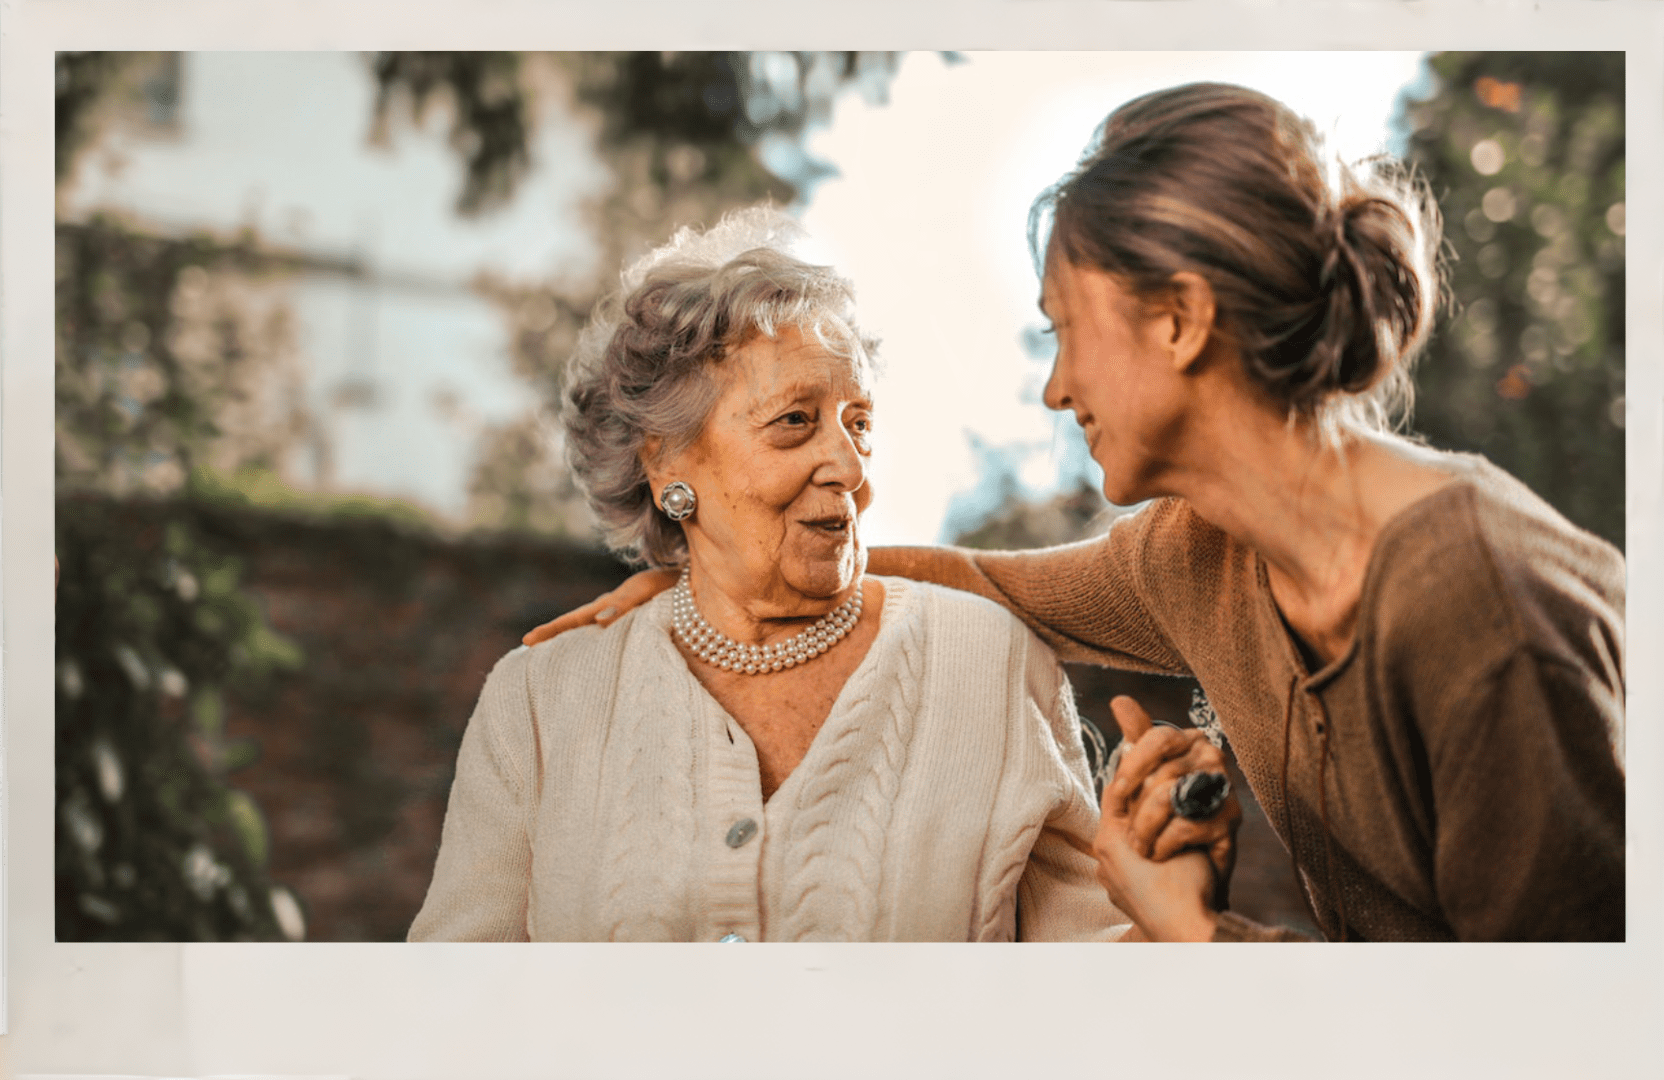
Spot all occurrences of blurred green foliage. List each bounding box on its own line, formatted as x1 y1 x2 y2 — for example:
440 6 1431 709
56 172 313 939
189 464 444 532
56 498 302 940
370 51 901 223
370 53 533 216
1405 52 1624 549
56 52 181 183
55 217 300 496
57 52 139 181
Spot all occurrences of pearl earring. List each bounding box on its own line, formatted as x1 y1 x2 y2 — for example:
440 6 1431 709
660 480 697 521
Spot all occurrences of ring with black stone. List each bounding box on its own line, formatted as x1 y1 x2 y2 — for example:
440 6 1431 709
1170 770 1232 821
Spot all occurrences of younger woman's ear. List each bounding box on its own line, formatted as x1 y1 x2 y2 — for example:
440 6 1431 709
1165 271 1217 374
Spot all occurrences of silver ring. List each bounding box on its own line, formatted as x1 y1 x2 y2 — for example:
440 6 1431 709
1103 720 1181 782
660 480 697 521
1170 770 1231 821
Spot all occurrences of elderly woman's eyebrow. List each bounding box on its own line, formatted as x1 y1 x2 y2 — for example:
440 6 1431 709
751 380 870 416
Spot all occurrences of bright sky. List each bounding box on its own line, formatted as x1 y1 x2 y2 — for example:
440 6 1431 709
801 51 1429 544
63 50 1428 538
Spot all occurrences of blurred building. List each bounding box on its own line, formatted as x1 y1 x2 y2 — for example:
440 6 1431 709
60 51 602 522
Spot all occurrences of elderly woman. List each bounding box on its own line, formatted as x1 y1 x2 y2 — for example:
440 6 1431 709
409 209 1123 942
531 84 1626 942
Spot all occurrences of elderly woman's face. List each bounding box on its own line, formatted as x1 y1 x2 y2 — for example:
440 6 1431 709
657 324 874 613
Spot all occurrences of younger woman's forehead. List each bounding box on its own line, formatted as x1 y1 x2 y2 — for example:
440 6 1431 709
1037 261 1073 315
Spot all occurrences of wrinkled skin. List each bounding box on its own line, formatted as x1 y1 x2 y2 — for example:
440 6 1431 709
643 324 875 638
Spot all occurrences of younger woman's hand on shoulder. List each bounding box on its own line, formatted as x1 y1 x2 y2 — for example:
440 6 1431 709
522 568 679 646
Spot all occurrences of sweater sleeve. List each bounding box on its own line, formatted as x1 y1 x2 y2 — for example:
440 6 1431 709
408 649 538 942
871 505 1188 674
1012 634 1133 942
1426 647 1625 940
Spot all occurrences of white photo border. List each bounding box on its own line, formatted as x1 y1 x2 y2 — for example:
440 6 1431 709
3 2 1660 1076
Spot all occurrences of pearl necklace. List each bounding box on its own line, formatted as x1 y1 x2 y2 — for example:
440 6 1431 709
670 566 863 675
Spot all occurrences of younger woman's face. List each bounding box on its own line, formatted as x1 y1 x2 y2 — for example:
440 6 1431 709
1040 252 1191 506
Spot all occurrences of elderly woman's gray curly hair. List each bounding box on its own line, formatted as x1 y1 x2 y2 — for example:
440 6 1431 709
563 206 878 569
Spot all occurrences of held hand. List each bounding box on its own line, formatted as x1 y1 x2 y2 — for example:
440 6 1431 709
1090 780 1219 942
522 568 679 646
1103 695 1241 898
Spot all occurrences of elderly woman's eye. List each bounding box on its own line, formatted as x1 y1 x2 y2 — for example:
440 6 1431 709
779 410 812 426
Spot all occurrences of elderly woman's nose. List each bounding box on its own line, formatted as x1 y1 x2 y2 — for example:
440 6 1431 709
815 423 868 491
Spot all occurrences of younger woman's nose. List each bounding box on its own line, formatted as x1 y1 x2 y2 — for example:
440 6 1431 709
1042 362 1070 412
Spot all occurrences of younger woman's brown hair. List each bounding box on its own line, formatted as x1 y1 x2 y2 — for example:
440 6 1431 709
1032 82 1442 433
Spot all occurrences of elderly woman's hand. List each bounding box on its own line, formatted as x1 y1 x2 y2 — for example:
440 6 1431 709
1103 695 1241 896
522 568 679 646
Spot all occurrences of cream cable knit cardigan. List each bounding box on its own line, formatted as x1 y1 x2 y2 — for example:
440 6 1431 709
409 576 1126 942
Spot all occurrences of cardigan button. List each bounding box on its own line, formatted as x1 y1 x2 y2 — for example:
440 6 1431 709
718 932 747 943
725 818 758 848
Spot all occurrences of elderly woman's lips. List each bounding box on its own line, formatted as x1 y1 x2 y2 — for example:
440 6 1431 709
801 516 852 533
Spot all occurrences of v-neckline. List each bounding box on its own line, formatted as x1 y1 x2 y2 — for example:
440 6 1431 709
658 577 909 807
1252 463 1475 689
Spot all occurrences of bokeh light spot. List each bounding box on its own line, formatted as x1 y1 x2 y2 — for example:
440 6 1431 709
1470 138 1505 176
1482 186 1517 223
1475 76 1523 112
1496 364 1532 400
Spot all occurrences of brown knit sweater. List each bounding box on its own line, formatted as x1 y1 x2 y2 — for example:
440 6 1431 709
877 454 1625 941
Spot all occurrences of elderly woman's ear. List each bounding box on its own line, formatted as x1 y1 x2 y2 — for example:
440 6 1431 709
640 436 686 517
640 436 667 508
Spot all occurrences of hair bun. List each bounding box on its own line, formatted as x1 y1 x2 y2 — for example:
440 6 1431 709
1303 187 1433 401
